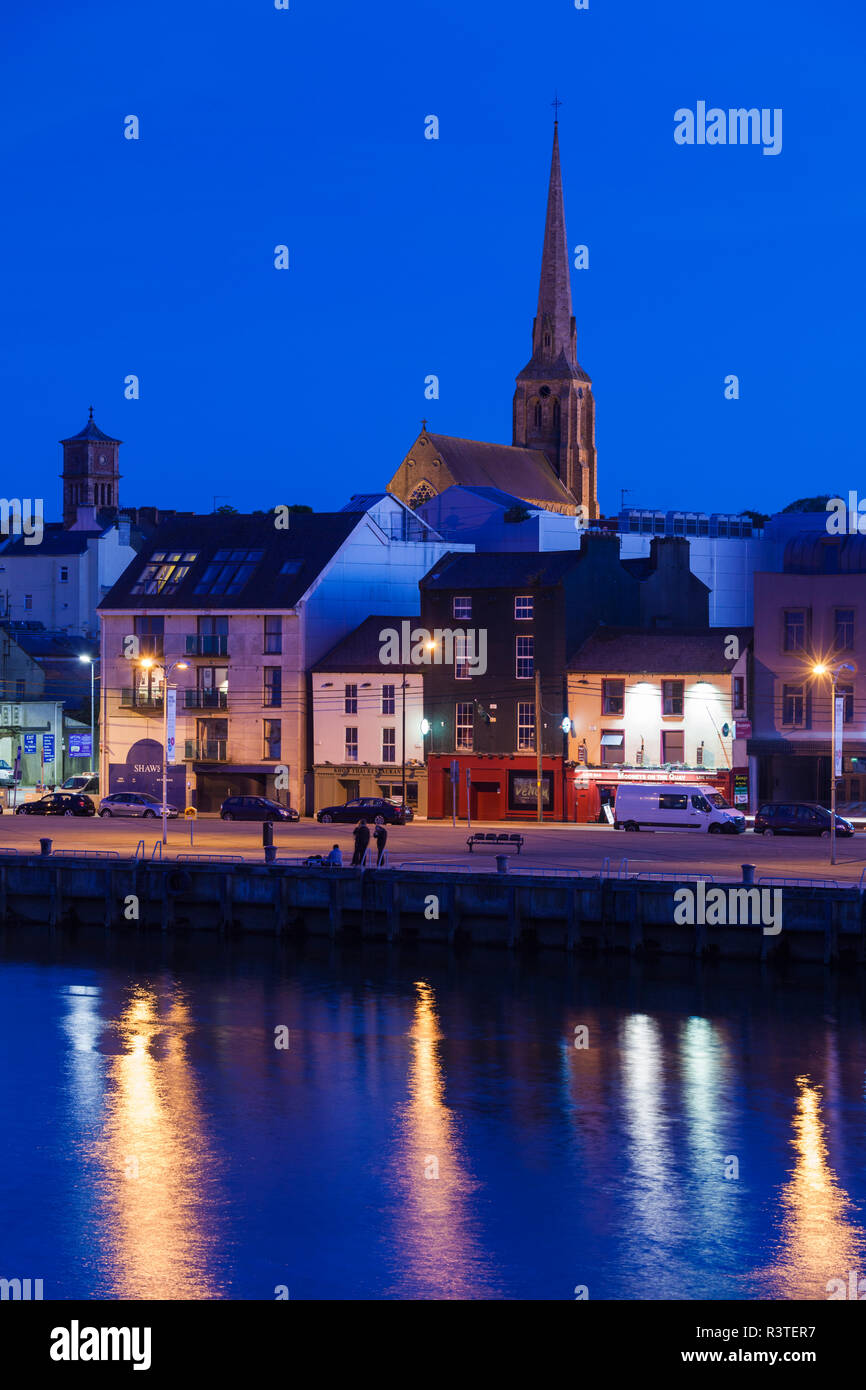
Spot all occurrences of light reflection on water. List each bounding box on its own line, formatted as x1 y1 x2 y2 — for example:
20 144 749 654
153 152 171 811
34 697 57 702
2 938 866 1300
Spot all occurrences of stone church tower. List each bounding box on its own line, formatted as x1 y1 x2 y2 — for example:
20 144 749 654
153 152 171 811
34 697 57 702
60 408 122 530
512 122 598 517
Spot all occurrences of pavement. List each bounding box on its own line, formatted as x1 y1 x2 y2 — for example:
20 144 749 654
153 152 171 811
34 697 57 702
0 814 862 885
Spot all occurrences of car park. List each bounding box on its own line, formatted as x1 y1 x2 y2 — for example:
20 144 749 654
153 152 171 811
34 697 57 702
614 783 746 833
16 793 96 817
219 796 299 822
754 802 855 838
317 797 413 826
98 792 179 819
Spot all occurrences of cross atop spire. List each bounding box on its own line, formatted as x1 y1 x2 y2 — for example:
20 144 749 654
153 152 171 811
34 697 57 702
551 92 563 122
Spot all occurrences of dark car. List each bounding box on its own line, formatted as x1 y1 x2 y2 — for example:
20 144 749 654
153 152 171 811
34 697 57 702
316 797 413 826
754 802 855 838
16 793 96 817
220 796 299 823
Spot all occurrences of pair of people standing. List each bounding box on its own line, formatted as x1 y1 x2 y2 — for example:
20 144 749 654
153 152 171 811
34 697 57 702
351 819 387 866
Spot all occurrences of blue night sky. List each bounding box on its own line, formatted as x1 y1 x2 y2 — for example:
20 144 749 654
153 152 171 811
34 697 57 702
2 0 863 520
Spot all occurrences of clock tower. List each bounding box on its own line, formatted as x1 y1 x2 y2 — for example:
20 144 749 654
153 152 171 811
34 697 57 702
60 408 122 530
512 122 598 518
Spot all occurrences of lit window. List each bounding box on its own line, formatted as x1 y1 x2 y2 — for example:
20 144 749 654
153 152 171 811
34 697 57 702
602 679 624 715
455 702 473 751
517 702 534 750
453 596 471 620
345 727 358 761
132 550 199 596
382 729 396 763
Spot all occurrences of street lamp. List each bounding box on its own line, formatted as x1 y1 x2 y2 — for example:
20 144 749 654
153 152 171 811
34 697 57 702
812 660 856 865
78 654 99 775
139 657 189 843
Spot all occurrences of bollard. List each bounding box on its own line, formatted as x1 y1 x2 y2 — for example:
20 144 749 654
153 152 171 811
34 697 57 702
262 822 274 850
496 854 508 875
40 837 52 856
741 863 755 884
264 844 276 865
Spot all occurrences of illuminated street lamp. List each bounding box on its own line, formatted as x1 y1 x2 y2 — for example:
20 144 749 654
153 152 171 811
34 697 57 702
78 654 99 775
812 660 856 865
139 657 189 843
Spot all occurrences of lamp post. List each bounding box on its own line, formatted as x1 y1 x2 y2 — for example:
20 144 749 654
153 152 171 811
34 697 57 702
812 661 856 865
78 654 99 775
139 657 189 843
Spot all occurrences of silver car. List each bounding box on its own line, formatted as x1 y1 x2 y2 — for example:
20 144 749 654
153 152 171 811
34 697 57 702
98 792 179 819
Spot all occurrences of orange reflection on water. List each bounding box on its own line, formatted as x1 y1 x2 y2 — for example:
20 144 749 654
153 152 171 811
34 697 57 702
96 985 222 1299
390 980 498 1298
756 1075 866 1299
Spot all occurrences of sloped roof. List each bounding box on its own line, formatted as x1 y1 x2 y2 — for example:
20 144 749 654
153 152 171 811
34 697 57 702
0 522 103 556
568 626 753 674
314 614 416 672
419 433 575 506
98 511 361 611
421 549 586 590
60 411 121 445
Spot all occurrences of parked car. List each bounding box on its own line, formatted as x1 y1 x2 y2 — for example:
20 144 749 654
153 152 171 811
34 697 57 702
317 797 413 826
61 774 100 795
754 802 855 838
98 792 179 819
0 759 14 788
614 783 746 834
220 796 299 822
16 793 96 817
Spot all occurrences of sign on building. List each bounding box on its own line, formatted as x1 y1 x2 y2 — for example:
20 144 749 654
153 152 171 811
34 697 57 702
23 733 37 755
68 734 92 758
42 734 55 763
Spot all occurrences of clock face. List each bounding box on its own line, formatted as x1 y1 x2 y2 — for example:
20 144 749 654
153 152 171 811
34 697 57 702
539 385 551 398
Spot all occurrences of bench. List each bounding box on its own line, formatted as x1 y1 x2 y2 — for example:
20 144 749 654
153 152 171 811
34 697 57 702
466 832 524 855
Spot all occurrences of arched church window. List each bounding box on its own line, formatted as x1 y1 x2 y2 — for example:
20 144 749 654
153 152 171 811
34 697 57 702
533 401 542 428
408 480 436 510
553 398 560 429
544 333 551 348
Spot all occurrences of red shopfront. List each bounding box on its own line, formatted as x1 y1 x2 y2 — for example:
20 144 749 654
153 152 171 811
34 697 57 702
427 755 737 823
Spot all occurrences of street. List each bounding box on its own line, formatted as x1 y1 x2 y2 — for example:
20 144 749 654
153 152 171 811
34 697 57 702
0 814 863 884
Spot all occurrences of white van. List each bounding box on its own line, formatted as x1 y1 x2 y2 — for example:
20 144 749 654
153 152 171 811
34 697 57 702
614 783 746 834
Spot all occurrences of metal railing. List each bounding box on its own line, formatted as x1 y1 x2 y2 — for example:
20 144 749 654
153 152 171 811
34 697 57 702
184 739 228 761
184 634 228 657
183 689 228 709
121 689 163 711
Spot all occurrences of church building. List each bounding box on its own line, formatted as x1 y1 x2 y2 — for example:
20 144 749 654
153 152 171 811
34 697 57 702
387 121 599 518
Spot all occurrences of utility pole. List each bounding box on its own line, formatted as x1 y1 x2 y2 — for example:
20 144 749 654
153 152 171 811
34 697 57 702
535 668 543 823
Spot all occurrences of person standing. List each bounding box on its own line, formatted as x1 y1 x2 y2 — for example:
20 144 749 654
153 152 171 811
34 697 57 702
373 822 388 867
351 818 370 866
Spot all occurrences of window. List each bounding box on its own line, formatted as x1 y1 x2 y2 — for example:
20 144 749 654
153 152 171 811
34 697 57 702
733 675 745 712
24 595 32 611
516 635 534 679
602 679 625 715
659 793 688 810
59 566 68 583
344 727 358 761
132 551 198 595
382 728 396 763
134 615 164 657
662 680 684 716
517 702 535 750
661 730 685 763
515 595 533 620
15 679 24 700
193 549 263 597
280 559 303 576
453 596 471 620
264 667 282 707
264 616 282 654
839 685 855 724
835 609 855 651
783 609 806 652
782 683 805 726
600 731 624 765
192 615 228 657
456 702 473 750
533 401 542 427
381 684 395 715
263 719 281 760
344 684 357 715
455 633 471 680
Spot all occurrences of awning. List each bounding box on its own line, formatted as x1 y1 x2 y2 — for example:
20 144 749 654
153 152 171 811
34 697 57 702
600 732 624 747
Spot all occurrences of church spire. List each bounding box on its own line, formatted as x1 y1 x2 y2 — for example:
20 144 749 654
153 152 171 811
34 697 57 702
532 121 576 365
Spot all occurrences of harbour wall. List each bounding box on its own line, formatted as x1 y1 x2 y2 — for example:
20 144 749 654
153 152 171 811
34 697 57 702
0 848 862 966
